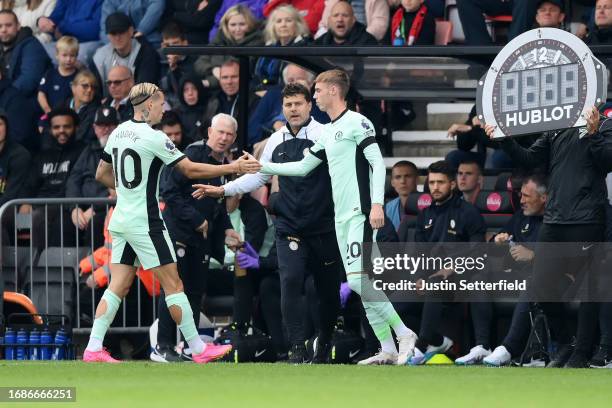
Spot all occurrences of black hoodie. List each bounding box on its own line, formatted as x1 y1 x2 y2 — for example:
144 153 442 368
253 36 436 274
314 21 378 46
175 76 208 142
26 135 84 198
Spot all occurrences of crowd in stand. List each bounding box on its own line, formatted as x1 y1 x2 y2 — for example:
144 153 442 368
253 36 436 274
1 0 612 366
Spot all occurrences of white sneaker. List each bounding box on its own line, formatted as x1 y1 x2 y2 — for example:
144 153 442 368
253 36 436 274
357 350 398 365
396 332 418 365
483 345 511 367
409 336 453 365
455 345 491 365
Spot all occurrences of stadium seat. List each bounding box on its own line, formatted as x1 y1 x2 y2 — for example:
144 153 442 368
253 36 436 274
474 191 514 230
37 247 90 269
397 193 432 242
435 20 453 45
1 246 39 292
23 266 76 320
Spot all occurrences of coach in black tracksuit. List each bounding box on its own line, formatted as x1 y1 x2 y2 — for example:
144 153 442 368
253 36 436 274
155 116 242 360
488 108 612 367
219 84 342 363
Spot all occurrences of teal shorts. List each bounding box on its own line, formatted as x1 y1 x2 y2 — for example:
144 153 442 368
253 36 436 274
335 214 375 274
111 229 176 270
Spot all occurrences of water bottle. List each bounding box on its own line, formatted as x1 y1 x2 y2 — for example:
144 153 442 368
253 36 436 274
29 329 40 360
40 329 52 360
4 328 15 360
52 329 66 361
16 329 28 360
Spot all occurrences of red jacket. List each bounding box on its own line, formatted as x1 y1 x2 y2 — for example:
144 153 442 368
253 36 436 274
263 0 324 35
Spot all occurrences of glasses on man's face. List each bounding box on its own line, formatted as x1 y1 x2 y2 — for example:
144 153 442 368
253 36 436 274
106 78 130 87
77 83 95 90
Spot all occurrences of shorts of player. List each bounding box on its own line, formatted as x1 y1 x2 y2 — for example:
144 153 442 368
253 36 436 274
335 214 375 274
111 229 176 270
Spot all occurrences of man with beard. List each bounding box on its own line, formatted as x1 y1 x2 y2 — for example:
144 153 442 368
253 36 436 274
0 9 50 101
193 83 345 364
66 107 120 248
20 107 85 249
408 160 486 365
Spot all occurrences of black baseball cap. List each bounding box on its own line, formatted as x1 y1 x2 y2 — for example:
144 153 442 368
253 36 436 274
105 12 133 34
537 0 564 11
94 107 119 126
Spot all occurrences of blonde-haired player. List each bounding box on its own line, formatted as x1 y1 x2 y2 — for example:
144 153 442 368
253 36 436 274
84 83 261 363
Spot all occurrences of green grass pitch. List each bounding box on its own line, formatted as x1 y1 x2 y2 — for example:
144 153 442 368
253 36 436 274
1 361 611 408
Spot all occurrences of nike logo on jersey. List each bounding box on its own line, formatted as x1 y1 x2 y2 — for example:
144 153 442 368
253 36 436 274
347 259 358 266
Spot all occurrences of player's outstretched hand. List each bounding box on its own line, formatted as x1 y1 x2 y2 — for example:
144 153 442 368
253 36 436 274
370 204 384 230
191 184 224 199
484 124 496 139
235 151 262 174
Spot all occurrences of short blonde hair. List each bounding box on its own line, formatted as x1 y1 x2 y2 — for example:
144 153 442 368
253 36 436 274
72 69 98 88
56 36 79 55
315 69 350 99
220 4 259 41
128 83 162 107
264 5 310 44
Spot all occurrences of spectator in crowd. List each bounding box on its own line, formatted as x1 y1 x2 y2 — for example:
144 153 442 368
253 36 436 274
264 0 323 35
390 0 435 46
317 0 389 41
194 4 263 90
20 107 84 248
387 0 445 18
208 0 266 42
100 65 134 122
533 0 565 29
409 160 486 365
165 0 222 45
11 0 57 44
203 59 258 144
586 0 612 44
457 0 540 45
314 1 378 45
0 68 37 150
155 113 242 362
66 69 99 144
36 0 102 64
446 105 536 169
160 21 197 106
158 110 194 151
65 106 119 248
0 110 30 207
92 12 161 92
457 160 482 204
0 9 50 101
247 63 319 146
477 174 547 366
99 0 166 48
174 77 207 142
385 160 418 231
0 110 31 244
37 35 78 115
253 5 310 89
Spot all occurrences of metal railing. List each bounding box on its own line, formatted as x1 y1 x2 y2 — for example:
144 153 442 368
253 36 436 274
0 198 156 334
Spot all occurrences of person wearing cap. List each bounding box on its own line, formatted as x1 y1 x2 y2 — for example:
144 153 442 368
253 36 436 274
20 107 84 249
533 0 565 29
37 0 103 64
66 106 119 248
99 0 166 48
92 12 161 93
